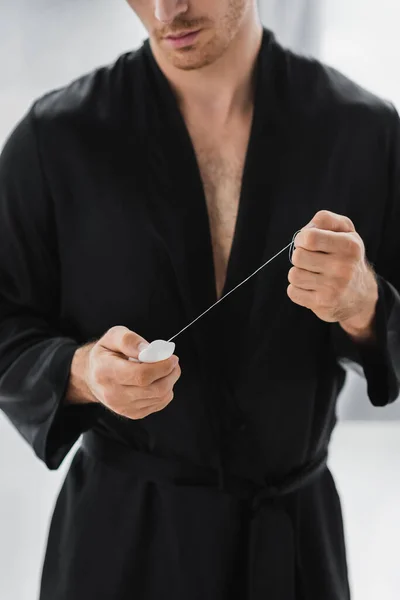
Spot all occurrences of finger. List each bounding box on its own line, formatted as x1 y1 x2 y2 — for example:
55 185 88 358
287 284 315 308
101 352 179 390
134 400 172 420
288 266 323 290
133 356 180 388
132 390 175 411
309 210 355 233
100 325 150 361
294 229 353 255
146 363 181 398
151 360 181 385
121 364 180 405
291 247 332 273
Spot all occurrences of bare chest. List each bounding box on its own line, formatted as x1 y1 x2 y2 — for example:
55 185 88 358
188 124 251 299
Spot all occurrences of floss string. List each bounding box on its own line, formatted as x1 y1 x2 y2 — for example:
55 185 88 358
167 229 302 342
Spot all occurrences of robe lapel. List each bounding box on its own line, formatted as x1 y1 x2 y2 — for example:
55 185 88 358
241 47 293 353
242 36 329 364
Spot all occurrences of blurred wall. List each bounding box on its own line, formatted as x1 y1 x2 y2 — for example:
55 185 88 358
259 0 322 57
0 0 147 147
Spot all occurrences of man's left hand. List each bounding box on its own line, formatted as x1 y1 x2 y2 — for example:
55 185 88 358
287 210 379 340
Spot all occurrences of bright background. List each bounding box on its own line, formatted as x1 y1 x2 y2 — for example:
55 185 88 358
0 1 399 599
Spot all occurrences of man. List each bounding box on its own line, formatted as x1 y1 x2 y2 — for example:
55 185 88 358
0 1 399 599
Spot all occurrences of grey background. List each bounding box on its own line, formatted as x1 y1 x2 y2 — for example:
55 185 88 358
0 2 399 600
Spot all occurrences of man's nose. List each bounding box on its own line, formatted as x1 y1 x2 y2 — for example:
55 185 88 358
154 0 188 23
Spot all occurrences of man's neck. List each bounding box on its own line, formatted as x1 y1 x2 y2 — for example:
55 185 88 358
149 14 263 125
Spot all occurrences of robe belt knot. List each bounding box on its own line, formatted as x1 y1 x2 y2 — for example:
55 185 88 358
252 449 328 513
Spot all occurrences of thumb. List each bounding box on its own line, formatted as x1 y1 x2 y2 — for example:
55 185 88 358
100 326 150 359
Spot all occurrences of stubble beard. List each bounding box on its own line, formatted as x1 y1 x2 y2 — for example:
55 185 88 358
157 0 248 71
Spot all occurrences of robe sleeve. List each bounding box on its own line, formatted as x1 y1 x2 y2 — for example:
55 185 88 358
331 103 400 407
0 106 102 470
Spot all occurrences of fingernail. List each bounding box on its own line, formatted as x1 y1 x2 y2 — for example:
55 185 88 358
138 341 150 352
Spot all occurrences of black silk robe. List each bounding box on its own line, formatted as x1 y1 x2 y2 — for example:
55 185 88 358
1 29 400 600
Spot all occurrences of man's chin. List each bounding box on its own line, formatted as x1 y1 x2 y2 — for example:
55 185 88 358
164 48 220 71
170 58 215 71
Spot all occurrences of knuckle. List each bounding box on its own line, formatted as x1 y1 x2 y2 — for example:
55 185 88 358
120 329 134 351
343 216 355 230
313 210 329 225
348 238 362 259
107 325 129 345
108 324 126 335
343 237 354 254
304 229 318 249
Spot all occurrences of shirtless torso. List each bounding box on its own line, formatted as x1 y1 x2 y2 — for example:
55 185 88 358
185 109 254 300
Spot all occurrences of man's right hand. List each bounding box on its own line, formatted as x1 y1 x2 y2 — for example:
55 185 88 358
67 326 181 420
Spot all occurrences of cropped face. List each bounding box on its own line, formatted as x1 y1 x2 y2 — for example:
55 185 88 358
126 0 250 70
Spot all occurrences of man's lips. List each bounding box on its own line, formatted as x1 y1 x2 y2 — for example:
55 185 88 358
163 30 201 48
165 29 200 39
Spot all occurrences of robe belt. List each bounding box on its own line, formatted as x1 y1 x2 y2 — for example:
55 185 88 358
81 429 327 501
81 430 327 599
